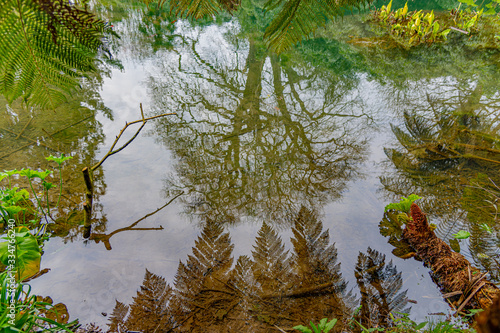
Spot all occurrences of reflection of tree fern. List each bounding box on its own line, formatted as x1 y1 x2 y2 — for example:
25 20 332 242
171 220 236 331
107 301 129 333
354 247 410 328
157 0 369 52
462 174 500 282
0 0 114 109
289 206 353 322
291 207 344 289
251 223 292 293
263 0 371 53
108 270 174 332
170 0 240 19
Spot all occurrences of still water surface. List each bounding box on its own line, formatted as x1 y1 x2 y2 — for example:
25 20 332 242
1 4 499 330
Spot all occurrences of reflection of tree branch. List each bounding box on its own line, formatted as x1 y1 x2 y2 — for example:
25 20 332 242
91 105 175 171
90 192 183 250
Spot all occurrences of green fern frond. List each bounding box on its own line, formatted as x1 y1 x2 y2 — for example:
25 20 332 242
170 0 240 19
0 0 113 109
263 0 371 53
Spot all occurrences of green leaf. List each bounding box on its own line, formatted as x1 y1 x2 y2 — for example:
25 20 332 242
0 226 41 281
42 181 55 191
415 322 427 330
46 154 73 166
384 194 421 212
293 325 312 333
479 223 492 234
324 319 337 332
310 321 320 333
19 168 52 180
0 0 115 109
452 230 471 239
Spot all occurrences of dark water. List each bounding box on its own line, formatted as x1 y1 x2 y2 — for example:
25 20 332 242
0 2 499 331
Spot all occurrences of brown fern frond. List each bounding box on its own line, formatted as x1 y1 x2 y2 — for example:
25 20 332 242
354 247 410 328
107 301 129 333
125 269 174 332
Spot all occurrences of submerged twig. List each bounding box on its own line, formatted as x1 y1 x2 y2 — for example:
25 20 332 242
16 117 33 139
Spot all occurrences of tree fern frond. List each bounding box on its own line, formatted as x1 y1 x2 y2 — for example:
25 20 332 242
0 0 113 109
125 269 174 332
170 0 240 19
251 223 292 292
107 300 129 333
263 0 371 53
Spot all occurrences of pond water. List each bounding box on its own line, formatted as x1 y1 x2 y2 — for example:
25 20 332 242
1 2 499 331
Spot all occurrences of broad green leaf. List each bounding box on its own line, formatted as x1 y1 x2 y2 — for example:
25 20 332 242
46 154 73 166
0 226 41 281
293 325 312 333
324 319 337 331
384 194 421 212
452 230 471 239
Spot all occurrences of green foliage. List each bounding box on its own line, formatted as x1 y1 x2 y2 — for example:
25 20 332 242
384 194 421 213
45 154 73 166
458 0 500 15
0 187 30 222
0 271 78 331
154 0 371 52
389 312 427 331
293 318 337 333
372 1 451 48
263 0 372 53
0 0 115 109
451 8 483 33
0 226 41 281
452 230 471 239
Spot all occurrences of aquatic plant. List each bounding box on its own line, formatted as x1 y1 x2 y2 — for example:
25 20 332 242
0 271 78 331
371 1 451 48
293 318 337 333
384 194 421 213
0 226 41 281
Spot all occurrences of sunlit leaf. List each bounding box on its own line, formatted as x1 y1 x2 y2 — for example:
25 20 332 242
0 226 41 281
452 230 471 239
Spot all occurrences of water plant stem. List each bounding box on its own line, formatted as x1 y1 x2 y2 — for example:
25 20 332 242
27 178 48 223
56 165 63 208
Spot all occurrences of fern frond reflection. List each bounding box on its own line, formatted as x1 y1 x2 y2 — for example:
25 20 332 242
381 79 500 281
354 247 410 328
108 207 406 331
148 29 370 225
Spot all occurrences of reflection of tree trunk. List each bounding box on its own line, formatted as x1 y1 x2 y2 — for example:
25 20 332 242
270 55 314 159
226 38 266 181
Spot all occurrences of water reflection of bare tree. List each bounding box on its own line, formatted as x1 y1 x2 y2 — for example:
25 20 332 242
381 80 500 280
108 207 411 332
147 29 370 224
354 247 410 328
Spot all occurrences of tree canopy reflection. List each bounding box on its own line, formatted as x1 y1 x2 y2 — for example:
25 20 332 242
146 20 372 224
108 207 410 332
